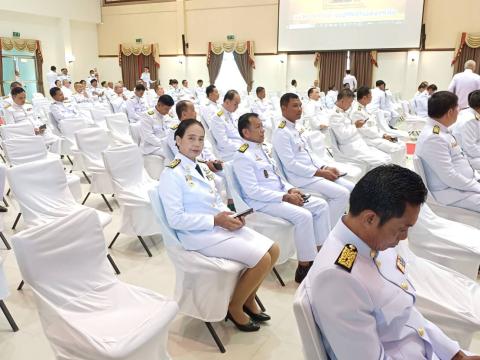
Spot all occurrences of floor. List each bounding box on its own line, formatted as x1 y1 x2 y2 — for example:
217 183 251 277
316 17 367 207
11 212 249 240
0 160 479 359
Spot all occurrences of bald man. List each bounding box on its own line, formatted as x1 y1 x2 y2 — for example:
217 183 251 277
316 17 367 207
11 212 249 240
448 60 480 109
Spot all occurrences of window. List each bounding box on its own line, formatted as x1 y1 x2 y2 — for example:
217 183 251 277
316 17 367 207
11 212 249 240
214 51 247 95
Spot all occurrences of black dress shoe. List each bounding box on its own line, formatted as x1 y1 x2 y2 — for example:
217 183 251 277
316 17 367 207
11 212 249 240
243 306 271 322
225 312 260 332
0 205 7 213
295 263 312 284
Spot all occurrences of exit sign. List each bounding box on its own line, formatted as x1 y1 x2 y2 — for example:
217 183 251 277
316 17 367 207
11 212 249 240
12 32 20 38
227 35 235 41
135 38 142 44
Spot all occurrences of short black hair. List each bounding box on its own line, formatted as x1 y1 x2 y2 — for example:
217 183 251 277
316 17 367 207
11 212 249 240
256 86 265 95
418 82 428 90
328 85 335 90
10 81 21 89
280 92 299 108
376 80 386 87
50 66 56 71
50 87 61 97
427 84 437 92
11 87 25 97
291 79 297 86
158 94 174 107
176 100 191 119
61 68 67 72
174 118 204 140
101 81 107 87
356 86 371 100
346 70 351 74
428 91 458 118
349 165 427 225
224 89 239 102
144 66 149 70
135 84 146 92
206 85 216 97
182 79 188 85
307 87 317 97
468 90 480 109
171 79 178 85
337 88 354 101
197 79 203 84
90 78 97 85
80 80 86 84
238 112 259 138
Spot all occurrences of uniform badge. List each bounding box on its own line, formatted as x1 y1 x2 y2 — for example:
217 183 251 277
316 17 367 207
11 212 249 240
278 120 286 129
216 109 224 117
263 170 269 178
475 113 480 121
170 123 178 130
396 255 406 274
147 109 155 116
432 125 440 135
238 143 249 153
299 128 305 135
358 105 362 111
185 174 194 187
167 159 181 168
335 244 357 273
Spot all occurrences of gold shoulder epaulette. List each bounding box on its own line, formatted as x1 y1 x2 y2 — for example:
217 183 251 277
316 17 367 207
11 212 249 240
216 109 224 117
167 159 181 168
147 109 155 116
334 244 357 273
238 143 249 153
278 120 286 129
170 123 178 130
3 103 11 109
432 125 440 135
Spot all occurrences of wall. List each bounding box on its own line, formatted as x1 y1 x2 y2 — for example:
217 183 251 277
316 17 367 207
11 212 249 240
70 21 100 81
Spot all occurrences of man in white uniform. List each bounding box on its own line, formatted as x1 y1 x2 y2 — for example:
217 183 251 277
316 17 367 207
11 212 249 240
303 87 329 132
368 80 400 127
86 69 98 88
199 84 220 128
416 91 480 212
342 70 357 92
250 86 275 132
305 164 476 360
46 66 58 90
58 68 71 82
330 89 392 169
194 79 206 104
209 89 244 160
125 84 148 123
272 93 354 227
49 87 80 123
325 85 337 109
167 79 182 102
109 83 128 114
140 66 154 89
349 86 406 166
61 80 73 101
452 89 480 170
181 80 195 101
234 112 331 282
72 82 92 105
448 60 480 109
413 82 429 117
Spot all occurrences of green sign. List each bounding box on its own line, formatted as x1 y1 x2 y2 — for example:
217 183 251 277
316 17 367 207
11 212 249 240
227 34 235 41
12 32 20 38
135 38 142 44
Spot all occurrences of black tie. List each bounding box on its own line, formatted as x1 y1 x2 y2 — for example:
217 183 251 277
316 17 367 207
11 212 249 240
195 164 204 178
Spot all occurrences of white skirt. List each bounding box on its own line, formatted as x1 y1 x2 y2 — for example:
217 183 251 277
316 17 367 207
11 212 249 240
197 227 274 268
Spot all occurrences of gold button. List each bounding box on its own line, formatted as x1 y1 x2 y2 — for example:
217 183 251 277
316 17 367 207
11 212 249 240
370 250 377 258
375 260 381 267
417 327 425 337
400 282 409 290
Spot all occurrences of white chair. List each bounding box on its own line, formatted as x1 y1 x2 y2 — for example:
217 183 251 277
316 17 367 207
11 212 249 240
143 154 165 180
397 242 480 349
225 162 295 284
11 207 178 359
408 203 480 280
75 127 115 211
293 282 329 360
90 107 111 129
327 128 368 175
0 256 18 332
58 117 90 181
103 145 162 257
0 123 35 139
413 155 480 229
105 113 134 145
148 187 248 353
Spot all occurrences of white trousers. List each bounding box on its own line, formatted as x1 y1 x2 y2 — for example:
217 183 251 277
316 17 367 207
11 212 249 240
364 138 406 166
450 194 480 212
258 197 330 262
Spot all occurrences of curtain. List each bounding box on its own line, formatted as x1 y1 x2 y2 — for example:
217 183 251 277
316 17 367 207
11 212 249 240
0 45 3 96
119 44 158 90
207 52 224 85
317 51 347 93
233 52 253 92
454 46 480 74
35 40 44 95
349 50 373 89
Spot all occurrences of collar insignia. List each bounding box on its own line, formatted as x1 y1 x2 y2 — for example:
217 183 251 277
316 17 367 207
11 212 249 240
335 244 357 273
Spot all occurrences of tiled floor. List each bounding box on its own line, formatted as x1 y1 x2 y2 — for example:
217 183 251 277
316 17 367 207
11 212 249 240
0 162 479 359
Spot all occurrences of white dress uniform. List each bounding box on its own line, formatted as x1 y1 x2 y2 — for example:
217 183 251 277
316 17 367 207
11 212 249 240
413 91 429 117
194 86 206 103
139 108 170 156
158 153 273 267
58 74 71 82
86 75 97 88
167 87 183 103
302 98 330 153
451 108 480 169
140 72 152 89
125 95 148 123
342 74 357 90
325 90 337 109
250 97 275 130
50 100 80 123
448 69 480 109
61 86 73 100
4 102 61 153
181 87 195 101
46 70 58 90
199 100 220 128
306 219 461 360
233 140 330 259
416 118 480 211
272 118 353 226
165 124 214 161
209 106 244 160
349 102 406 166
72 92 92 105
87 86 106 103
109 94 127 114
330 106 392 168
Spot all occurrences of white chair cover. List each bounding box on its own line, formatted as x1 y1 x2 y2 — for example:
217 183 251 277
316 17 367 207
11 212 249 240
0 123 35 139
0 256 9 300
413 155 480 229
6 158 111 228
75 127 115 195
143 155 165 180
90 107 110 129
58 118 89 172
327 128 368 175
11 207 178 360
148 188 244 322
224 163 295 265
105 113 134 145
408 204 480 280
103 145 162 236
293 282 329 360
398 242 480 349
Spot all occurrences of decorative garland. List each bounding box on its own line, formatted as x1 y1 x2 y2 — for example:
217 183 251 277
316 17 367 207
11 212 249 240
207 41 255 68
452 32 480 66
118 43 160 67
0 37 38 52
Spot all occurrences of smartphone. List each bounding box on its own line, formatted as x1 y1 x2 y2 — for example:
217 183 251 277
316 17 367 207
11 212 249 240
338 172 348 177
39 124 47 130
232 208 254 219
212 161 223 171
301 193 311 201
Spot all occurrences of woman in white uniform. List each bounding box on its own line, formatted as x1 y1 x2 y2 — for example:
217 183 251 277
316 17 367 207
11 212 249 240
158 119 279 332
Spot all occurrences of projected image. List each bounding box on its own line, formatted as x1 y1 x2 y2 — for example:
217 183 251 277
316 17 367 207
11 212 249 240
286 0 407 29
